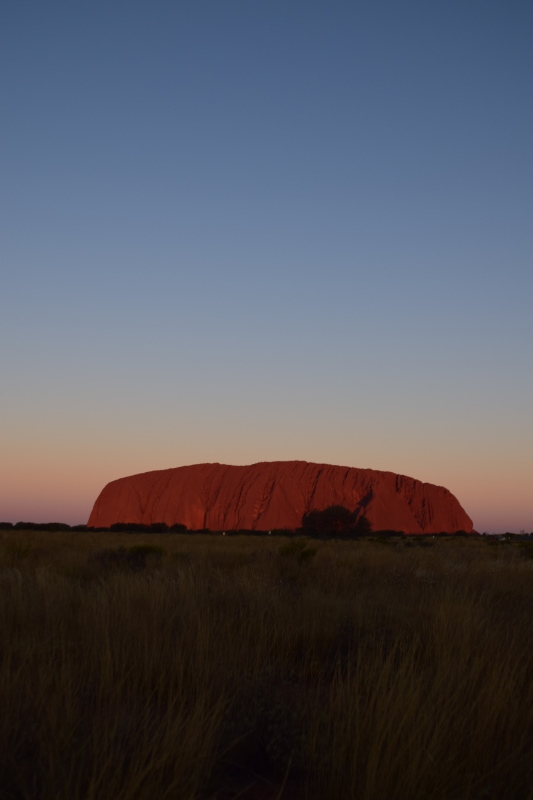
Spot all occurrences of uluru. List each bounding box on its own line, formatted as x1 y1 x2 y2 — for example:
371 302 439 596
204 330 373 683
88 461 473 534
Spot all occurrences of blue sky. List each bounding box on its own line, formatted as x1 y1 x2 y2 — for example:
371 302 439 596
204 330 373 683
1 1 532 531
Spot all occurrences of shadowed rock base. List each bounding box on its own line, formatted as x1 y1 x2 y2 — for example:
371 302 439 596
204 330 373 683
88 461 473 534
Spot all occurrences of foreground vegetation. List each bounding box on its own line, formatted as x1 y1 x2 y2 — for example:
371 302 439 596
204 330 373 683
1 530 532 800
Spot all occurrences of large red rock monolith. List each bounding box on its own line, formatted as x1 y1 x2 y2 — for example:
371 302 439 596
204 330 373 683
88 461 473 534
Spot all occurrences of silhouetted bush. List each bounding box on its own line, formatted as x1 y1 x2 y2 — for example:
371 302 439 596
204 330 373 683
108 522 171 534
43 522 72 532
354 515 372 535
110 523 143 533
150 522 169 533
301 505 372 537
14 521 40 530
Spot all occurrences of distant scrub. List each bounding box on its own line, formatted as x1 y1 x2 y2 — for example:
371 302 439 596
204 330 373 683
2 518 532 539
109 521 187 533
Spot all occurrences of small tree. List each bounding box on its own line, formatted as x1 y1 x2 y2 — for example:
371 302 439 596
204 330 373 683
354 515 372 535
301 505 371 537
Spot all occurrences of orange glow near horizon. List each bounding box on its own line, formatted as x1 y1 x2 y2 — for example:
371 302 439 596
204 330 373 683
1 436 531 533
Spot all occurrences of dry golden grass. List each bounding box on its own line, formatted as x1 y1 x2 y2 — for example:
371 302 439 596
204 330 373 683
0 531 532 799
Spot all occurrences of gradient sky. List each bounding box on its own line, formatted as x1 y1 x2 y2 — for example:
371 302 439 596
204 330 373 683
1 1 532 532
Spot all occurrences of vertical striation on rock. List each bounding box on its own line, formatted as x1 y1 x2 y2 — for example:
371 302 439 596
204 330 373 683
87 461 473 534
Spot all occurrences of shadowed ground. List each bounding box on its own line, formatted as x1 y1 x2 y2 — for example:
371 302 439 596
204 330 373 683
0 531 531 799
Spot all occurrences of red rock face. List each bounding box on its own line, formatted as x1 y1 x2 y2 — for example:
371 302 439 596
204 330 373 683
88 461 473 534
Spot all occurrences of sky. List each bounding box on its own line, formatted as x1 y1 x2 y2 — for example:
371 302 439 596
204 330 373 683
1 1 532 533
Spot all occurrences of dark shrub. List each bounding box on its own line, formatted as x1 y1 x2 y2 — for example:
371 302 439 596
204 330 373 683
11 522 72 532
43 522 72 532
149 522 169 533
109 522 170 534
301 505 371 537
169 522 188 532
355 515 372 535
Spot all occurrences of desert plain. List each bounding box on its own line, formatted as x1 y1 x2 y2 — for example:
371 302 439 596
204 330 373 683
1 527 532 800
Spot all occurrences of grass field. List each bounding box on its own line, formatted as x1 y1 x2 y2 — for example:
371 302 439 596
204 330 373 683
1 530 532 799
